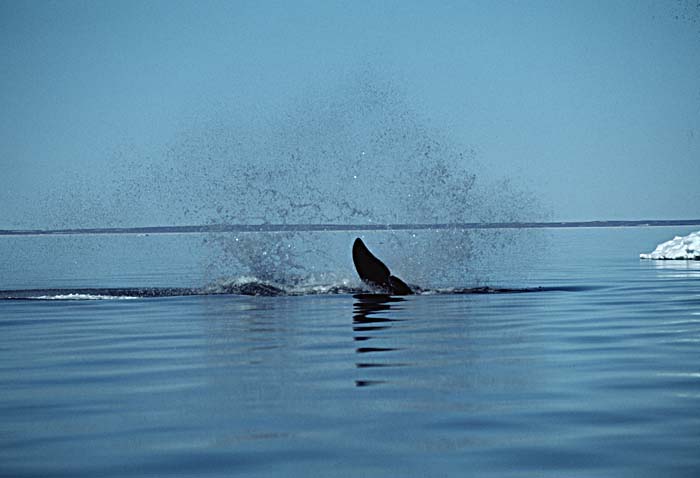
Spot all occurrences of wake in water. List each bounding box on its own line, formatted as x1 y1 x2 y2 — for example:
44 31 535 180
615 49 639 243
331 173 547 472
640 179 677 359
0 278 590 300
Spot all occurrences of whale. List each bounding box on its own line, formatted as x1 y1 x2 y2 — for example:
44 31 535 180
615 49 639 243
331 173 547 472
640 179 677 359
352 238 413 295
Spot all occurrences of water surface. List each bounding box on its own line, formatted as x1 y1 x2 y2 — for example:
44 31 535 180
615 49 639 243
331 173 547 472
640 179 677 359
1 227 699 477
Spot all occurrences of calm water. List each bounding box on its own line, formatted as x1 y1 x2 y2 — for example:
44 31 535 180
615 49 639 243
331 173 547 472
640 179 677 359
1 227 699 477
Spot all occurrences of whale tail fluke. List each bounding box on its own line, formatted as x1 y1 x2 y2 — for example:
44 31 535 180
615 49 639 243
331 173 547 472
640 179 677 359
352 238 413 295
387 274 412 295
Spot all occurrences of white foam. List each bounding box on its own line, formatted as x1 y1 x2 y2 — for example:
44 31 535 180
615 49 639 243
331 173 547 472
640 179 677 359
206 274 364 296
288 278 360 295
640 230 700 260
33 294 138 300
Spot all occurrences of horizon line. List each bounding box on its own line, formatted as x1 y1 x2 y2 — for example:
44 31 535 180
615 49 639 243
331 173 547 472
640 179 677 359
1 219 699 236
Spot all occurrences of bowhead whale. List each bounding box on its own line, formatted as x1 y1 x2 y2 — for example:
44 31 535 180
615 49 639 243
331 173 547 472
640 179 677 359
352 238 413 295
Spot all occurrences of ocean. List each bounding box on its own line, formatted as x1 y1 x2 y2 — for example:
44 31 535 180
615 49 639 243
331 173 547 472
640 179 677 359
1 226 699 477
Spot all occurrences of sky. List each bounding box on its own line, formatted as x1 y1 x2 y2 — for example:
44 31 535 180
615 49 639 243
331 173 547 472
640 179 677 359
1 0 699 228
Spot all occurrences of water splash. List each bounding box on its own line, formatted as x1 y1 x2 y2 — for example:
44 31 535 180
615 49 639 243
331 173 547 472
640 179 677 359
37 74 545 288
189 78 544 285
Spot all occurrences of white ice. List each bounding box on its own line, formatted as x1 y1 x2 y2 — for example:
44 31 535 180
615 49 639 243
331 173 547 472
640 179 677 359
640 230 700 260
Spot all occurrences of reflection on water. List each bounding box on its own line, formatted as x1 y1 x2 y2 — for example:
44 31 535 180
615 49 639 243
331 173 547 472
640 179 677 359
2 227 700 477
352 294 406 387
643 258 700 280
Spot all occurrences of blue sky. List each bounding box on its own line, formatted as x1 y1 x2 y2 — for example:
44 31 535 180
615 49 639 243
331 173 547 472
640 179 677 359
1 0 699 228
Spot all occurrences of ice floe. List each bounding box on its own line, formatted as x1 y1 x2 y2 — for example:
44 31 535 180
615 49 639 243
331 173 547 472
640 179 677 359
640 230 700 260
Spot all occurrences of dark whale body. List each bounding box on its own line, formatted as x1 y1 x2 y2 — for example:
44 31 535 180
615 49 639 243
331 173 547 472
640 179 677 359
352 238 413 295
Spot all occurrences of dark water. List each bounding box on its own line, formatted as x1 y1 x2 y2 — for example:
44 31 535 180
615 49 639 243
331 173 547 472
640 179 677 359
1 227 699 477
